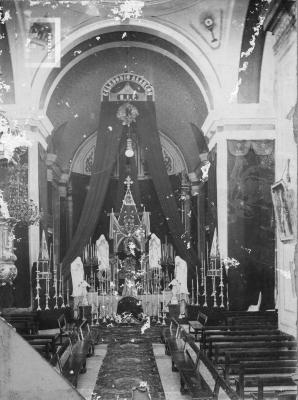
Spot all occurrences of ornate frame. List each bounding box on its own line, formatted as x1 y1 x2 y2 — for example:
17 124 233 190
271 179 295 242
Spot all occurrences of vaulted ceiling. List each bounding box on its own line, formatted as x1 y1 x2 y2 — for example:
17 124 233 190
47 41 208 173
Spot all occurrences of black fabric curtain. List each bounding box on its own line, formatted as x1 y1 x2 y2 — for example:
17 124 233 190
62 102 123 279
136 101 199 275
63 100 200 281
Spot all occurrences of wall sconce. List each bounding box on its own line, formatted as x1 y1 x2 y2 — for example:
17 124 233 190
203 15 218 43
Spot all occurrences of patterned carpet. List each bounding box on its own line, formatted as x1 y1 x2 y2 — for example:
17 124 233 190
92 324 166 400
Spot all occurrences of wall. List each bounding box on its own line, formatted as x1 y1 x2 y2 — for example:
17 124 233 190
0 318 84 400
273 26 297 336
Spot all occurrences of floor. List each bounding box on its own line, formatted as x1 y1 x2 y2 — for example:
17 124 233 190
77 342 192 400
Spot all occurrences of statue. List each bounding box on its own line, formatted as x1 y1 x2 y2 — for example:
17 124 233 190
118 237 141 297
78 280 90 306
175 256 189 296
169 277 179 304
149 233 161 269
96 234 109 271
71 256 84 297
0 190 10 219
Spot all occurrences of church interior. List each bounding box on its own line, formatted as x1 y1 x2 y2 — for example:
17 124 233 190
0 0 297 399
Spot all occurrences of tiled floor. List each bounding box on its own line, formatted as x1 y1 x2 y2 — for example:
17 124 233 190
77 343 190 400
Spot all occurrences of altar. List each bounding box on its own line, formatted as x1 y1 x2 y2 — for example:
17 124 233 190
84 291 173 317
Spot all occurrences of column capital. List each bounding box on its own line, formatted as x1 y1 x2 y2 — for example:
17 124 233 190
202 105 276 148
0 106 53 149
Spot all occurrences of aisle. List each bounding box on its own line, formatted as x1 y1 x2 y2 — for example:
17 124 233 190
90 324 166 400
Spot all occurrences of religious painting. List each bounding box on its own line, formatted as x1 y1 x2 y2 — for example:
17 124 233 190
271 179 295 242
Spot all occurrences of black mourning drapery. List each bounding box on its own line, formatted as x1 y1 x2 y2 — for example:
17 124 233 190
62 100 199 279
62 102 123 279
136 101 200 274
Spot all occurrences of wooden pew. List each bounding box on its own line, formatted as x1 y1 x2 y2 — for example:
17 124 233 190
201 328 284 351
172 339 239 399
30 342 51 360
161 317 181 355
206 333 294 358
188 310 208 341
212 340 297 364
235 361 296 400
22 332 60 355
52 323 93 389
3 314 39 334
223 349 297 383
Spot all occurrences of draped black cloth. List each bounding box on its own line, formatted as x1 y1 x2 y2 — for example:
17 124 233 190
62 102 123 278
136 102 199 274
63 100 199 280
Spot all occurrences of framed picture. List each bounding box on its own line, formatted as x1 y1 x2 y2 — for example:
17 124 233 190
25 17 61 68
271 179 295 242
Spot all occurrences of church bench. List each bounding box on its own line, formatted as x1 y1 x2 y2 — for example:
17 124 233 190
212 340 297 364
201 329 283 351
188 311 208 341
77 320 95 357
173 339 239 399
53 333 91 388
22 332 61 355
30 342 51 360
235 368 296 400
161 317 181 355
169 328 193 372
208 335 295 360
223 349 297 383
4 317 39 334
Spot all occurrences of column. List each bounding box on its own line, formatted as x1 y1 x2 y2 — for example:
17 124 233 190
67 181 73 246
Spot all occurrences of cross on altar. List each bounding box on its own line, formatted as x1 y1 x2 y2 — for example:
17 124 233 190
124 176 133 190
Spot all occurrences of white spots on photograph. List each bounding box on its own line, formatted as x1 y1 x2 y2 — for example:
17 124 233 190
73 49 82 57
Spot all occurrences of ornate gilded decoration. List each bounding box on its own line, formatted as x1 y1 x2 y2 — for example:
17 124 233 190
117 103 139 126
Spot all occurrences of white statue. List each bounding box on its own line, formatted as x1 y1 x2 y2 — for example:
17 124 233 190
169 277 179 304
0 190 10 219
96 234 110 271
149 233 161 269
78 280 90 306
71 256 84 297
175 256 189 297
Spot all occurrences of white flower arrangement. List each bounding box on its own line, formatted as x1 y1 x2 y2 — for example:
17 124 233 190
223 257 240 271
116 102 139 126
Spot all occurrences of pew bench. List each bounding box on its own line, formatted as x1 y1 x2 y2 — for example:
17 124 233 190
212 340 297 364
172 339 239 399
207 333 294 359
188 311 208 341
223 349 297 383
234 362 297 400
30 342 51 360
22 332 61 355
53 327 93 388
161 317 181 355
201 328 283 352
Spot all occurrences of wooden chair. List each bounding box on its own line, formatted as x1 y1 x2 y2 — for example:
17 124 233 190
188 311 208 341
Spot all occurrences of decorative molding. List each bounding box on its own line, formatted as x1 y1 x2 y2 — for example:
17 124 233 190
71 130 187 178
101 73 154 102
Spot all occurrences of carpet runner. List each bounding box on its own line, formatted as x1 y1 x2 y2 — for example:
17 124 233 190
92 325 166 400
